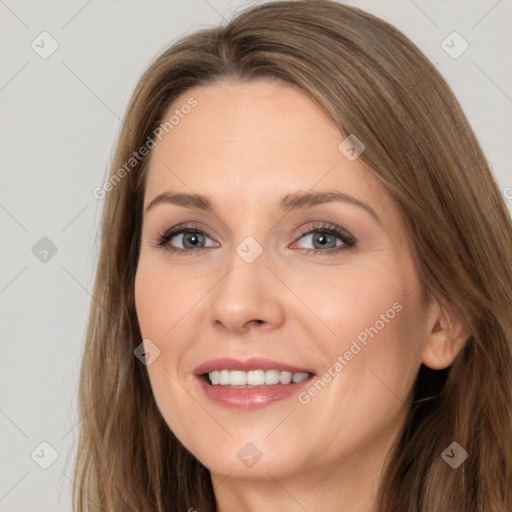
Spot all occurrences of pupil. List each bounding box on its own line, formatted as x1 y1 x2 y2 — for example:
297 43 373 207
314 233 335 249
184 232 203 248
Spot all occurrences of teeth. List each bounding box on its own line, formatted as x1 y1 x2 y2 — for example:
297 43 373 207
247 370 264 386
230 370 247 386
280 371 292 385
292 372 309 383
207 369 310 386
265 369 280 385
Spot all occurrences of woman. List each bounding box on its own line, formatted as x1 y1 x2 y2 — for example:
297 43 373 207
73 1 512 510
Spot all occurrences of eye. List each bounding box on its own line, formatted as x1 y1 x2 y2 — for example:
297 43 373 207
153 221 356 256
292 223 356 255
154 223 217 254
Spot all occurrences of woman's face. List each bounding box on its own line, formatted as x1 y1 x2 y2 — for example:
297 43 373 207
135 79 435 486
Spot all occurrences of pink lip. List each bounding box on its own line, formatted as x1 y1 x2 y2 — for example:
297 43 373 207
193 357 315 410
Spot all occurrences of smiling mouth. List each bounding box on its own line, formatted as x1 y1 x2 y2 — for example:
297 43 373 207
203 369 314 387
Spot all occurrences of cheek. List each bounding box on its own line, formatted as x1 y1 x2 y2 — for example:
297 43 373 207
296 300 425 466
295 260 425 414
134 263 178 396
134 257 204 340
134 258 210 433
289 260 415 355
135 268 163 339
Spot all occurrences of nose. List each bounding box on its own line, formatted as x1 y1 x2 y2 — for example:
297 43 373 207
207 244 286 335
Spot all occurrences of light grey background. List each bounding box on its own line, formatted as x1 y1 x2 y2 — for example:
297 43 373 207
1 1 511 510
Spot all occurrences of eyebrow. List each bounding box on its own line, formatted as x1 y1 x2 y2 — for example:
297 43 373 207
144 190 381 224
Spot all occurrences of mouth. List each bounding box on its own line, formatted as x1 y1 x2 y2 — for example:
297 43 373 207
193 357 316 410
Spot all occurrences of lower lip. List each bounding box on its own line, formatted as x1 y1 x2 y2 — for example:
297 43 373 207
196 375 313 410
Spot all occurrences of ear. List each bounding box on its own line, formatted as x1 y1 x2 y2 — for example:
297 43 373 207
421 299 470 370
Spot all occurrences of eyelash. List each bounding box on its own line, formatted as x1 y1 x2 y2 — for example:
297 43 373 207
154 222 357 256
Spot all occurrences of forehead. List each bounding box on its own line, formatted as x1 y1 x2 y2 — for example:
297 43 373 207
143 78 392 220
156 78 341 160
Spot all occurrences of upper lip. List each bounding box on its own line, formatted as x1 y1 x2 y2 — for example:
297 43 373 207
194 357 315 376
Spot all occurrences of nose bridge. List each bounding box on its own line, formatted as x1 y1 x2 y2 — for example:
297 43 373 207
208 233 285 332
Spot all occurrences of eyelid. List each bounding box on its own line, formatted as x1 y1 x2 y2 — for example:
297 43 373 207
153 222 218 249
290 222 356 251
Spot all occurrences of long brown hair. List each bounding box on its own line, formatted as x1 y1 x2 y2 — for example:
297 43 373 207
72 1 512 510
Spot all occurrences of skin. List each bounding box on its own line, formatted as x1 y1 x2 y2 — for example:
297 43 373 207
134 78 468 512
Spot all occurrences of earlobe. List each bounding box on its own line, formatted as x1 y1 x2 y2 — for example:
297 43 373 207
421 305 470 370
